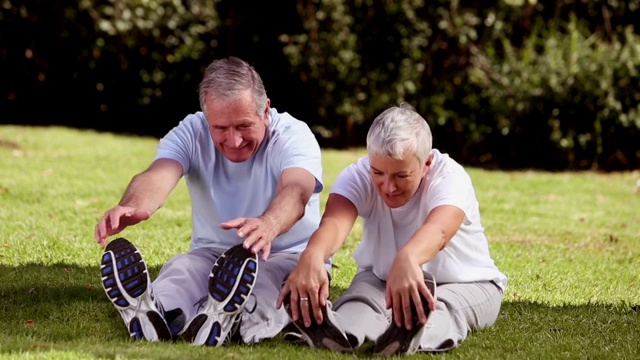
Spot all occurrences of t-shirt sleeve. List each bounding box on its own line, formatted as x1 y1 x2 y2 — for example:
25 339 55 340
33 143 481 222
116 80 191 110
272 118 324 193
330 158 374 218
425 160 476 217
154 114 202 175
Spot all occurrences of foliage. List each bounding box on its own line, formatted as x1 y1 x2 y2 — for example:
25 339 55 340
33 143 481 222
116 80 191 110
280 0 487 146
467 17 640 170
1 0 639 169
279 0 640 169
77 0 221 106
0 0 219 137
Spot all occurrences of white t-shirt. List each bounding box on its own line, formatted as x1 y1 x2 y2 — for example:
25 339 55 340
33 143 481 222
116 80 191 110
154 108 324 254
331 149 507 290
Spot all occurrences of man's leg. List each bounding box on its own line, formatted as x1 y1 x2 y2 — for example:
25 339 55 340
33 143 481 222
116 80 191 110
181 244 259 346
151 246 221 336
239 252 300 343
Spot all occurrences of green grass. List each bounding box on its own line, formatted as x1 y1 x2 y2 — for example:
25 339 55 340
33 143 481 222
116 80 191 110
0 125 639 359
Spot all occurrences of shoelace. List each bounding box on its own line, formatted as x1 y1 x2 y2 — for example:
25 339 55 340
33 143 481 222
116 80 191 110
151 290 166 317
189 293 257 343
192 295 208 313
244 293 257 314
191 293 256 314
226 294 257 343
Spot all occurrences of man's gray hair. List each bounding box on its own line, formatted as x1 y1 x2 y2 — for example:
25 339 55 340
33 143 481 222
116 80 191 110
198 57 268 116
366 104 433 163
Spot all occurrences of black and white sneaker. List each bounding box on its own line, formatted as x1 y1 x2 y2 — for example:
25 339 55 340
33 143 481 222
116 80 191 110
182 244 259 346
283 296 353 352
372 274 437 356
100 237 171 341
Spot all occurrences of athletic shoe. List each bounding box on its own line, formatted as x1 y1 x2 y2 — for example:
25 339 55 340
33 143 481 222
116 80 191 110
372 274 437 356
283 295 353 352
181 244 259 346
100 237 171 341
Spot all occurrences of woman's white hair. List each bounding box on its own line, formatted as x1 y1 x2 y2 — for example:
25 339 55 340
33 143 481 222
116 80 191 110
366 104 432 163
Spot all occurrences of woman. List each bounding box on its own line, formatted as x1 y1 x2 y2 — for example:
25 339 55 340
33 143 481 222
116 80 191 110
276 104 507 356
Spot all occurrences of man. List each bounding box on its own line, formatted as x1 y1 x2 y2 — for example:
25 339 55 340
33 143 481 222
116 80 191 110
95 56 325 346
277 105 507 356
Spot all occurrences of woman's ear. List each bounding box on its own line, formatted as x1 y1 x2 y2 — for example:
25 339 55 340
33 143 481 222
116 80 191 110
423 152 434 176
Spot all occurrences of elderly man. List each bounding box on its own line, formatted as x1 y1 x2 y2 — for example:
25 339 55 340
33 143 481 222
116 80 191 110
95 56 325 346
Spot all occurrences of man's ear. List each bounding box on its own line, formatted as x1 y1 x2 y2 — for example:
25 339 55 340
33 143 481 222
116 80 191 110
263 99 271 121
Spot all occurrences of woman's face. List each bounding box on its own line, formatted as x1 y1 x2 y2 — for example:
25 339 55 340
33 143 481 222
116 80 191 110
369 152 429 208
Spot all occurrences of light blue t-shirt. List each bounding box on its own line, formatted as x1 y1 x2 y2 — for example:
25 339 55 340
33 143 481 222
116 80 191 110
154 108 323 254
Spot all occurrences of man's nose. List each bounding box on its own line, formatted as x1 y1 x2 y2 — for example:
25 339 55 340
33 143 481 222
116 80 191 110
227 130 243 148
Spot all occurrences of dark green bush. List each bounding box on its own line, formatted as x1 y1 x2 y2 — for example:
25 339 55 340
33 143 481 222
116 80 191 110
2 0 639 169
467 17 640 170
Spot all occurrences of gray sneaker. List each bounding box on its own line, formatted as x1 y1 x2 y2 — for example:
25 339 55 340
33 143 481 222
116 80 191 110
373 274 437 356
181 244 259 346
100 237 171 341
284 297 353 352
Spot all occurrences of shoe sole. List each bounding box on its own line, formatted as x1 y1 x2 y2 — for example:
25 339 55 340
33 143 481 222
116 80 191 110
284 296 353 352
373 274 437 356
183 244 258 346
100 237 171 341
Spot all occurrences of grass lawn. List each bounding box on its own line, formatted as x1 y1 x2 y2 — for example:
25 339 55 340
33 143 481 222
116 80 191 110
0 125 639 359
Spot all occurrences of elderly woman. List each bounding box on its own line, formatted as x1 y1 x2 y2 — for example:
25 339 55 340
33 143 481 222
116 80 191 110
277 104 507 356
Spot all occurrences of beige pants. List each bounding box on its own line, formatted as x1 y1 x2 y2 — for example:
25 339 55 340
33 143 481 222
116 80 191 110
152 247 301 343
332 269 504 352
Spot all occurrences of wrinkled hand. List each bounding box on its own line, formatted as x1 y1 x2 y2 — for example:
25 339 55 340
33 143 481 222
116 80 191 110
385 255 437 330
220 215 278 260
94 206 151 247
276 252 329 327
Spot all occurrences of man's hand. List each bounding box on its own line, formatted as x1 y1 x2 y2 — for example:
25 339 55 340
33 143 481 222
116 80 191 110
385 253 436 330
94 206 151 247
275 251 329 327
220 215 278 260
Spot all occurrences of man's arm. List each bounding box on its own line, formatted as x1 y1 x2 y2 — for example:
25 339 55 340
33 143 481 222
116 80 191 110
118 159 184 212
221 167 317 259
95 158 183 246
262 167 317 235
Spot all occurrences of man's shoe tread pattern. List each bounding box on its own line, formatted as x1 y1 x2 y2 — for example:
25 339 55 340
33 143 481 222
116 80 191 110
101 238 148 308
182 244 258 346
100 237 171 342
129 318 143 340
209 246 257 313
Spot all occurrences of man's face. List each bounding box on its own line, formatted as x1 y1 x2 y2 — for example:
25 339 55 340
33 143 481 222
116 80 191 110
369 152 429 208
204 90 270 163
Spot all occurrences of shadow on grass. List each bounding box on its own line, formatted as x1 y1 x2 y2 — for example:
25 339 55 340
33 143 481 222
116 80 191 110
0 263 349 356
0 263 639 359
